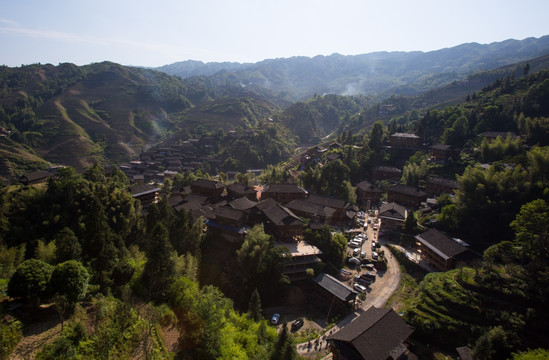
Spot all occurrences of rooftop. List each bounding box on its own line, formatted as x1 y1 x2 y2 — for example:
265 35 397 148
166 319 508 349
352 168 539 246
276 240 322 257
391 132 420 139
415 228 469 260
389 184 427 197
328 306 414 360
129 184 161 197
262 183 307 194
379 202 407 220
190 178 225 190
313 273 358 302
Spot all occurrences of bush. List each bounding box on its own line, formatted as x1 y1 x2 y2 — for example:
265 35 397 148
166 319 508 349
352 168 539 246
0 318 23 360
7 259 54 306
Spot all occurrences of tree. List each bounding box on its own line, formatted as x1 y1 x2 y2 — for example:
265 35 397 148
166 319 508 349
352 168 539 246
143 224 176 303
237 224 289 295
7 259 54 307
510 199 549 259
512 348 549 360
402 211 417 235
248 288 262 321
270 322 297 360
54 228 81 263
50 260 90 304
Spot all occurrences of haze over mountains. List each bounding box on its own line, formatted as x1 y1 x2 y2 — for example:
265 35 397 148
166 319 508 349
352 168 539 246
156 36 549 101
2 35 549 178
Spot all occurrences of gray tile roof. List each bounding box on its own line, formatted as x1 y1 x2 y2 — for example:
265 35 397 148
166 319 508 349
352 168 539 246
313 273 357 302
329 306 414 360
415 228 469 260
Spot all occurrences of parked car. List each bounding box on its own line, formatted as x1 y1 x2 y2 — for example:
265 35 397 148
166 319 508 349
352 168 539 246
372 251 379 260
361 272 376 282
271 313 280 325
353 248 361 257
348 240 361 248
291 318 304 331
373 225 379 231
354 283 367 293
362 263 375 271
360 251 366 258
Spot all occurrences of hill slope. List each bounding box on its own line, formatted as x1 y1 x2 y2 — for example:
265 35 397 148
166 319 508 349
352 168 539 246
159 36 549 102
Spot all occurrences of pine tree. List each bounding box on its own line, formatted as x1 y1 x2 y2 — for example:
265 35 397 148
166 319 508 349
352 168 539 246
144 224 176 303
248 288 262 321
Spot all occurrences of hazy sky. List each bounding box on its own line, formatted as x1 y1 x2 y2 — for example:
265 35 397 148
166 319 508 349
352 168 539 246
1 0 549 67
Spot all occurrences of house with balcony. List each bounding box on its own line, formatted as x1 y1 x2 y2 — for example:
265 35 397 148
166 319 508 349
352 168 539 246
415 228 473 271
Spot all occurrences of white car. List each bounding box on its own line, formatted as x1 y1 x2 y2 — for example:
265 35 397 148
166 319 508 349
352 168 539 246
354 283 367 293
271 313 280 325
372 251 379 260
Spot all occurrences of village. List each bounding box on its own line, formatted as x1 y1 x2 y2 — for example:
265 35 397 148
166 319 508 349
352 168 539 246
13 131 490 360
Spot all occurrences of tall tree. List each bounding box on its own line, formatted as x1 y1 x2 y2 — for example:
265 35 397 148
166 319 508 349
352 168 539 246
248 288 262 321
143 224 176 303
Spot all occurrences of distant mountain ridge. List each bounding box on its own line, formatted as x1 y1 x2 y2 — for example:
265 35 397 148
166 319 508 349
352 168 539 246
158 36 549 101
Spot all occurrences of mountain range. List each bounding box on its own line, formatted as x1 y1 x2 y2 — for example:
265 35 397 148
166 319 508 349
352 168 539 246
1 35 549 180
157 36 549 102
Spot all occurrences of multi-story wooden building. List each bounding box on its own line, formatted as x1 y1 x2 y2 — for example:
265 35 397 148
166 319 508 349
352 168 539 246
425 177 459 197
387 184 427 208
415 228 472 271
190 179 225 200
429 144 461 162
277 240 322 282
390 132 421 150
355 180 382 205
255 198 305 240
379 202 407 233
260 183 307 204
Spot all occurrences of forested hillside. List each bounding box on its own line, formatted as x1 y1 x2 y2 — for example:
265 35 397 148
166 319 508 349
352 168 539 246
160 36 549 101
0 166 293 359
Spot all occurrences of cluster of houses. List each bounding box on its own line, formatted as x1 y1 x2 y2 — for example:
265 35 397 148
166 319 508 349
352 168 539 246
116 132 259 184
130 179 361 282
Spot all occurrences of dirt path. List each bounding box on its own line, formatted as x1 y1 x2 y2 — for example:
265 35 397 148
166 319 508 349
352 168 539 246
10 318 62 360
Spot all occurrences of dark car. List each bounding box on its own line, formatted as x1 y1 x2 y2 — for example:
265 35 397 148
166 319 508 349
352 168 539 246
291 318 304 331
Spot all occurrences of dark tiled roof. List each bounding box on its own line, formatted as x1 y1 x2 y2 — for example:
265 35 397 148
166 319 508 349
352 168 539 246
307 194 348 210
212 206 246 222
256 199 304 226
285 199 336 218
379 202 407 220
229 196 257 211
20 170 52 183
184 193 209 204
167 194 185 207
262 183 306 194
328 306 414 360
415 228 469 260
227 183 256 196
426 177 458 188
389 184 427 198
356 180 382 193
313 273 357 302
129 184 161 197
190 179 225 190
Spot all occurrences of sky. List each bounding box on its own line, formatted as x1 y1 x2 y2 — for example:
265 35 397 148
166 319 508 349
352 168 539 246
1 0 549 68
